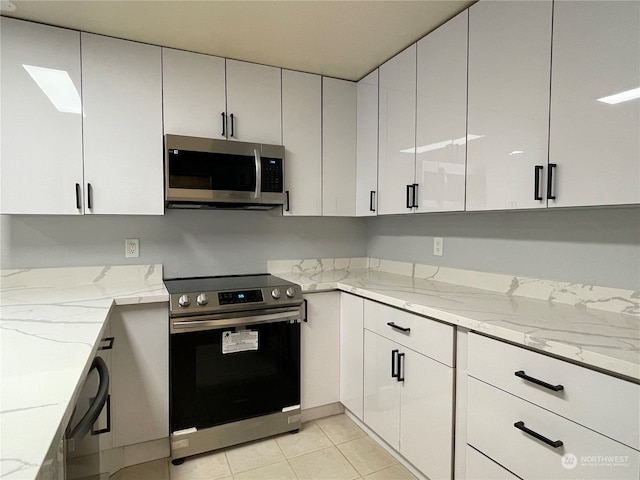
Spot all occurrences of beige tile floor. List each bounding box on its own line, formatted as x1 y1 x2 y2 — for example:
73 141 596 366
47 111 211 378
111 414 417 480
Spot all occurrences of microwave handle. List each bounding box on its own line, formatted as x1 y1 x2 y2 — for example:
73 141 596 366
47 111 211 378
254 149 261 199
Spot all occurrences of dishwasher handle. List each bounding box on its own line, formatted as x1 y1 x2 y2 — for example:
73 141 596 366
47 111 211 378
66 356 110 451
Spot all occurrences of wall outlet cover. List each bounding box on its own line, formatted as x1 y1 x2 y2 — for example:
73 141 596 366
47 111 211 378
125 238 140 258
433 237 443 256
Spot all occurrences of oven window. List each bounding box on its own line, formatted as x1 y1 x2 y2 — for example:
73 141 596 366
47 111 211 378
168 149 256 191
170 322 300 433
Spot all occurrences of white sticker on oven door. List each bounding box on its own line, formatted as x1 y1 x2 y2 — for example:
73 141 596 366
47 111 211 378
222 330 258 354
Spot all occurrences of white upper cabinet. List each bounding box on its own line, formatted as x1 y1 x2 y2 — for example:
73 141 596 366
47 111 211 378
322 77 357 216
377 45 417 215
356 69 379 216
0 18 84 215
282 70 322 216
162 48 226 139
415 10 468 213
548 1 640 208
81 33 164 215
225 59 282 145
466 0 553 211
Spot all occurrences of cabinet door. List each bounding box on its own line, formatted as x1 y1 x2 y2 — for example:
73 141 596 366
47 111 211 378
363 330 401 450
0 18 83 215
339 293 364 419
225 59 282 145
466 1 552 211
282 70 322 216
81 34 164 215
356 69 379 217
400 348 454 480
377 45 416 215
548 1 640 207
162 48 226 139
322 77 357 216
301 293 340 409
415 11 467 213
110 304 169 448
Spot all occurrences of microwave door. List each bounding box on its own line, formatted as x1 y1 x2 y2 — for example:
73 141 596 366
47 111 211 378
166 148 257 204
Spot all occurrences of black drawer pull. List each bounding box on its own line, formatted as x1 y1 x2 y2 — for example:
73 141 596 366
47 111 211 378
369 190 376 212
99 337 115 350
515 370 564 392
514 421 563 448
534 165 544 200
75 183 81 209
221 112 226 137
547 163 557 200
387 322 410 333
397 352 405 382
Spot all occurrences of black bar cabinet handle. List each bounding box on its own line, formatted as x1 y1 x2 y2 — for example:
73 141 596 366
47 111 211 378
547 163 557 200
412 183 418 208
406 185 413 209
91 394 111 435
99 337 115 350
391 349 399 378
302 299 308 323
285 191 290 212
514 421 563 448
221 112 226 137
515 370 564 392
397 352 405 382
369 190 376 212
387 321 411 333
87 183 93 209
75 183 81 209
534 165 543 200
230 113 235 137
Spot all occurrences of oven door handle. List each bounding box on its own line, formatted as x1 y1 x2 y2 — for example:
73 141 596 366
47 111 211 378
172 309 301 333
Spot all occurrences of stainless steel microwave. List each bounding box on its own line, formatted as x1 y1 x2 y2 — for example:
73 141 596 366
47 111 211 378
165 135 285 210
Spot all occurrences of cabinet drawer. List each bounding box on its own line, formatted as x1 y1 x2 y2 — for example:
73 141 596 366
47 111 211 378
364 300 454 366
466 445 520 480
468 378 640 480
468 333 640 450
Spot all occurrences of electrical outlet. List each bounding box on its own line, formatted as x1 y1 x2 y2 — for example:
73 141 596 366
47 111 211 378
125 238 139 258
433 237 443 257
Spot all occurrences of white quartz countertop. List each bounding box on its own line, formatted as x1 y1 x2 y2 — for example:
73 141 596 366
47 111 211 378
0 265 168 480
272 267 640 382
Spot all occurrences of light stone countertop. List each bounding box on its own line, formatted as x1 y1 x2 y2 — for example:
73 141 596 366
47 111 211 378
269 259 640 383
0 265 168 480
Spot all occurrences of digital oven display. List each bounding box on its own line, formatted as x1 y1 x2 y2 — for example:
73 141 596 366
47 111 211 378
218 289 263 305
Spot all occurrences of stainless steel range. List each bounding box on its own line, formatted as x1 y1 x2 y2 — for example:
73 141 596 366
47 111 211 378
165 274 304 465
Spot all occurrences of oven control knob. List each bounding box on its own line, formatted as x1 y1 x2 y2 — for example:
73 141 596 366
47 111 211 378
271 288 282 299
197 293 209 306
285 287 297 298
178 295 191 307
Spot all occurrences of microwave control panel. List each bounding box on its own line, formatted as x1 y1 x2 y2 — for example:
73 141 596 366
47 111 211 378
261 158 283 193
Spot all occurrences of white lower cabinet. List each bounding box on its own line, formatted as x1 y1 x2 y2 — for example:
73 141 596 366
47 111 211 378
362 300 455 479
465 445 519 480
465 333 640 480
109 304 169 448
339 293 364 419
301 292 340 409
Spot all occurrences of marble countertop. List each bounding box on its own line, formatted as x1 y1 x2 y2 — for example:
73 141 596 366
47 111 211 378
0 265 168 480
270 261 640 382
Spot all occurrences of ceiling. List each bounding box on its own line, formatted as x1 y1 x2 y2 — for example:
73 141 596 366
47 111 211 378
2 0 475 81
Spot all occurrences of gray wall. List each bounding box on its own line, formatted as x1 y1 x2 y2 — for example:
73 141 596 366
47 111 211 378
366 206 640 290
0 210 367 278
2 207 638 291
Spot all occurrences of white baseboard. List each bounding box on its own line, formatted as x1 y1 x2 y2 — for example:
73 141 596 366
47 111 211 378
301 402 344 423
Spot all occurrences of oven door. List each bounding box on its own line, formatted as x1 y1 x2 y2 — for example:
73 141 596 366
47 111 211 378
170 310 301 435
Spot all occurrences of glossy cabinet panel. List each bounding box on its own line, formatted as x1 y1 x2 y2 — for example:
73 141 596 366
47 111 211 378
81 33 164 215
356 70 379 217
339 294 364 419
415 10 468 213
282 70 322 216
549 1 640 207
322 77 357 216
363 330 401 449
0 18 84 215
466 446 520 480
377 45 417 215
466 0 552 211
162 48 226 139
225 59 282 145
